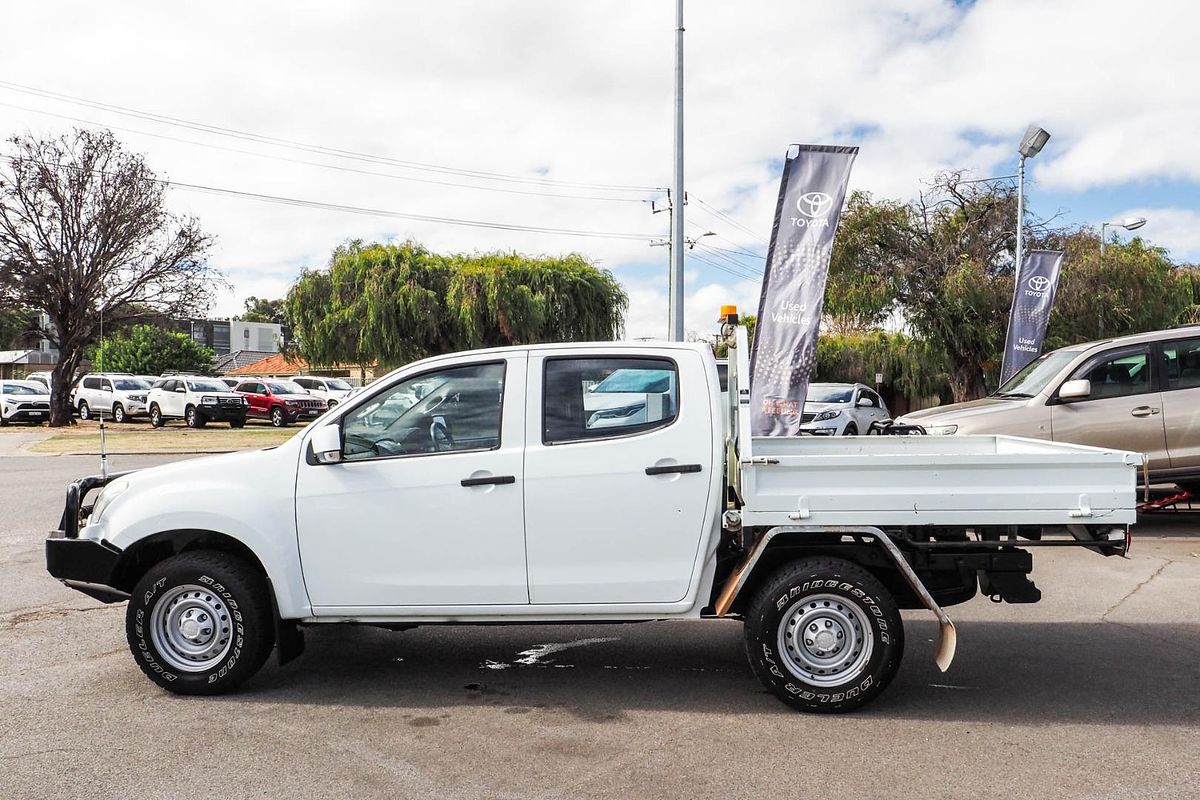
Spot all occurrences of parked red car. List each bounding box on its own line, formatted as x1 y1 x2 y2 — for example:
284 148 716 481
233 379 327 427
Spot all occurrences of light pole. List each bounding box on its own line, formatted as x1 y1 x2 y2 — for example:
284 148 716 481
1001 125 1050 385
1015 125 1051 279
1100 216 1147 257
668 0 685 341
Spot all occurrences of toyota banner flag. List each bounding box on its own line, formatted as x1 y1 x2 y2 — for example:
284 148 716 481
999 249 1065 385
750 144 858 436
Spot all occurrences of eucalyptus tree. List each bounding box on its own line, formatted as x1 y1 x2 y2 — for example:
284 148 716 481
0 129 217 424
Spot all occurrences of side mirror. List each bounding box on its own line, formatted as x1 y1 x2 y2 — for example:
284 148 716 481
310 423 343 464
174 387 186 393
856 397 875 407
1059 379 1091 402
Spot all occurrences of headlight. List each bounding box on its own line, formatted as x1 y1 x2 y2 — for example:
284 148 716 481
285 400 298 407
927 424 959 435
201 395 218 405
812 409 841 422
91 479 129 523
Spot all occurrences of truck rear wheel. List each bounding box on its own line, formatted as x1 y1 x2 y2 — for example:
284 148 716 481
125 550 275 695
744 557 903 713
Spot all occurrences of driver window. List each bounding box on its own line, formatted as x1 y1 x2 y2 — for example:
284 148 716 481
341 362 505 461
1071 350 1151 400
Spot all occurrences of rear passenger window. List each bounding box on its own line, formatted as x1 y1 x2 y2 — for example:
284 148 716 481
543 357 678 444
1163 338 1200 391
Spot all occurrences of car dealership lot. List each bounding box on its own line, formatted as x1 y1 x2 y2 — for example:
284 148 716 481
3 453 1199 800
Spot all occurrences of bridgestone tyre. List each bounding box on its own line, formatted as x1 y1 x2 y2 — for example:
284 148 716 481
229 416 246 429
78 401 91 420
185 406 206 429
744 557 904 714
149 404 164 428
270 406 287 427
843 423 858 436
113 404 127 423
126 550 275 695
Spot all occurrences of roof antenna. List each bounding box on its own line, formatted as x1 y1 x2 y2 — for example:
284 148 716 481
97 290 108 480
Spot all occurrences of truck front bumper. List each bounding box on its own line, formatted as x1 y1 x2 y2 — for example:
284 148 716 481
46 533 127 603
45 473 130 603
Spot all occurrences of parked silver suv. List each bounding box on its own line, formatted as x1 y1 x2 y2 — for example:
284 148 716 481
73 373 153 423
898 326 1200 492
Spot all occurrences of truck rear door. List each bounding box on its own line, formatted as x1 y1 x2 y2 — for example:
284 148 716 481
523 348 715 604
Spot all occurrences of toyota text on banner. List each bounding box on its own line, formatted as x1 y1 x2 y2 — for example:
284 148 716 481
750 144 858 436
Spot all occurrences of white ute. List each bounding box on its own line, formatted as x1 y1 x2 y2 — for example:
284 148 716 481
45 322 1140 712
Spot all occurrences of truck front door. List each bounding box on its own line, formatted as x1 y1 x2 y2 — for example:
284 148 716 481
295 354 529 608
523 350 715 604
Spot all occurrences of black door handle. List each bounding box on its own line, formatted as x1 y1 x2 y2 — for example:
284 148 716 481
461 474 516 487
645 463 703 476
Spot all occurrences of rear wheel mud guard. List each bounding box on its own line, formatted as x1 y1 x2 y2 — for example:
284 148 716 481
714 525 957 672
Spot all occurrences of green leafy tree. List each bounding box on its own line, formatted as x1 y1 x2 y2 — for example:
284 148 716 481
240 296 288 325
816 331 950 400
286 241 628 368
824 192 907 334
1037 229 1192 347
90 324 215 376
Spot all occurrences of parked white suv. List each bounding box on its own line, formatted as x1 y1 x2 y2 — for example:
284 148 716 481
292 376 354 408
147 376 249 428
73 374 153 423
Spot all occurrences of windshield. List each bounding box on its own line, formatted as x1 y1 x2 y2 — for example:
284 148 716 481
806 385 854 403
113 378 150 391
1 382 43 395
325 378 353 391
268 381 305 395
187 379 230 393
994 349 1083 397
591 368 672 394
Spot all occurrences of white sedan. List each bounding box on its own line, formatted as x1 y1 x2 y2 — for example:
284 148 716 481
800 383 890 435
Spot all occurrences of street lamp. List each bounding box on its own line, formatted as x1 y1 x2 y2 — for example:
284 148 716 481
1015 125 1051 278
1100 216 1148 257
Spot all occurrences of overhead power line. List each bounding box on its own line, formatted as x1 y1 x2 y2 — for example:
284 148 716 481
690 195 770 246
5 156 660 242
0 100 653 204
686 250 761 282
0 79 663 193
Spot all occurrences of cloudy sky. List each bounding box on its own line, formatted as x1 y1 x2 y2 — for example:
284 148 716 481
1 0 1196 339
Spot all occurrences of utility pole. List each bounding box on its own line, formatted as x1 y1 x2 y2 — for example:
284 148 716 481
668 0 685 341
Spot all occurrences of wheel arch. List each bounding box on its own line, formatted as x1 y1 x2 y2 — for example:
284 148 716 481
718 534 925 617
112 528 269 597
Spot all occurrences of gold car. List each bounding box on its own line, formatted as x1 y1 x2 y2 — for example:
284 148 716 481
899 326 1200 492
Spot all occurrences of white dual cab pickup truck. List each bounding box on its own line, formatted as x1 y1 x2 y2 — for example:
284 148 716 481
45 325 1140 713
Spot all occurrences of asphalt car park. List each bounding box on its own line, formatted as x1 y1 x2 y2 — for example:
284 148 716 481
3 452 1199 799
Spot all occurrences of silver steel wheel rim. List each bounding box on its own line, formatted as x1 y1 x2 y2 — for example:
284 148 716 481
149 584 235 673
777 593 874 687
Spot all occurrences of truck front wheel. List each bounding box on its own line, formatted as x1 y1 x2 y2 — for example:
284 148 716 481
744 557 904 713
125 550 275 695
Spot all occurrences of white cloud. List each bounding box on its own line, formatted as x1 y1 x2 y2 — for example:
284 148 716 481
0 0 1195 337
